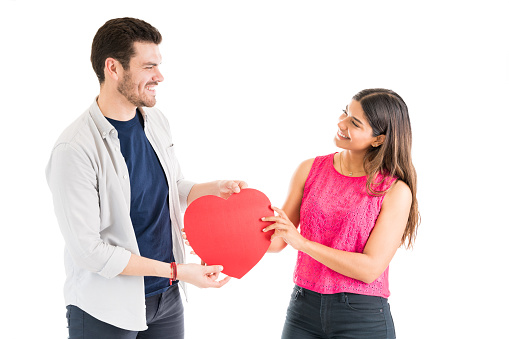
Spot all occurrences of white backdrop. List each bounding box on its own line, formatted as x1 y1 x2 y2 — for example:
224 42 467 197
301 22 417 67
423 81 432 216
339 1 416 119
1 1 508 338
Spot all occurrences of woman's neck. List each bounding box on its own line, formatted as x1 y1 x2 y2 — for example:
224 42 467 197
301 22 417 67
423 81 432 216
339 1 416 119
342 151 365 172
335 150 367 176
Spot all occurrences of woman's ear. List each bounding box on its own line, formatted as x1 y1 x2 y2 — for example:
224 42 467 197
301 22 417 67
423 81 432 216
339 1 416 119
372 134 386 147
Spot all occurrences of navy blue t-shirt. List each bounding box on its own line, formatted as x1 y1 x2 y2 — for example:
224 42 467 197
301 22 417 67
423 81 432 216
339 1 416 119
106 111 175 297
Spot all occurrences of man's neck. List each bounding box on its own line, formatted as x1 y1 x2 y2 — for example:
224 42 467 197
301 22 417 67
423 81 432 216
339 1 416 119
97 88 137 121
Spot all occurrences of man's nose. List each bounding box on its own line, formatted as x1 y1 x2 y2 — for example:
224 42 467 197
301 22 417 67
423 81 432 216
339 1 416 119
154 68 164 82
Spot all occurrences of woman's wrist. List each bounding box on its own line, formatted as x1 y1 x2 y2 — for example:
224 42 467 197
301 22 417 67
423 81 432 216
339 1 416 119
296 237 311 253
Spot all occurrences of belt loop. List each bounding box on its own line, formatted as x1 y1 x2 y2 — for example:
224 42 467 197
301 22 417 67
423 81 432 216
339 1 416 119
340 292 347 303
298 286 304 296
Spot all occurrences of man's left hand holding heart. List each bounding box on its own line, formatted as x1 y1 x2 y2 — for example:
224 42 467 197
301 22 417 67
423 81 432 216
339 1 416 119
187 179 248 206
217 180 248 199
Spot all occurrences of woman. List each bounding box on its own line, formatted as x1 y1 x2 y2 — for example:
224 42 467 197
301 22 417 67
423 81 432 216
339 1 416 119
262 88 419 339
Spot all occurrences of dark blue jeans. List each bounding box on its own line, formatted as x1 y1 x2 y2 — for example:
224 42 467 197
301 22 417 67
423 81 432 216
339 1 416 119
66 284 184 339
282 285 396 339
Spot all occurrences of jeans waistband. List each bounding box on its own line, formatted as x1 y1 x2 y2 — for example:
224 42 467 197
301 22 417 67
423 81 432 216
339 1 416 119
294 285 387 304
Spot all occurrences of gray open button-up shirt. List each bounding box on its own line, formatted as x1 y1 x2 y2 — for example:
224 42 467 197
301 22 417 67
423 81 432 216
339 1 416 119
46 100 194 331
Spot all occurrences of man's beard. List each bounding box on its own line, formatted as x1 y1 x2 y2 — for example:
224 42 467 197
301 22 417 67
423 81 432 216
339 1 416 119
117 71 156 108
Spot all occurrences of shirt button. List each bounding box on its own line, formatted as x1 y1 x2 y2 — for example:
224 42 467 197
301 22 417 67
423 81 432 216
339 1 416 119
123 174 128 179
102 131 107 137
115 147 119 152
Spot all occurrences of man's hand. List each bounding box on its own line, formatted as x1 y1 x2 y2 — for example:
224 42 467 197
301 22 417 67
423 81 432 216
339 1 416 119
177 263 231 288
187 180 248 205
181 228 204 265
217 180 248 199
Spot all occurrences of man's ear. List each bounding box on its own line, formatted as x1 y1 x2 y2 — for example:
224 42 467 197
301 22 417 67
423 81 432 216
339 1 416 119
372 134 386 147
104 58 121 82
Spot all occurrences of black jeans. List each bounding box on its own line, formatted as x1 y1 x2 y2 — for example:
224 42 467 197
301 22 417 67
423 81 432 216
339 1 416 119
281 285 396 339
66 284 184 339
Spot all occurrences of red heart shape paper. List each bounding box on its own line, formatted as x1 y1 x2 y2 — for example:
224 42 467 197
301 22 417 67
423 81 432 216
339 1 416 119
184 188 274 279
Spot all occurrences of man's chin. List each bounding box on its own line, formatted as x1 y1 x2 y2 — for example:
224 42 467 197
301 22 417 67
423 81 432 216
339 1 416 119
143 97 157 108
139 99 156 108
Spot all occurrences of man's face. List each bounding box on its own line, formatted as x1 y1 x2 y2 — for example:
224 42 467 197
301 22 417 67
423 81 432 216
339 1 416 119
117 42 164 108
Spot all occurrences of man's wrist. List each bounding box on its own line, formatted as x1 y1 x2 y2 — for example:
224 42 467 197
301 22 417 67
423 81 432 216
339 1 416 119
169 262 178 285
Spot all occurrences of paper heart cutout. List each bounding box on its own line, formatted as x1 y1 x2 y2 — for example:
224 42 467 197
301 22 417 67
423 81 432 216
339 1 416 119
184 188 274 279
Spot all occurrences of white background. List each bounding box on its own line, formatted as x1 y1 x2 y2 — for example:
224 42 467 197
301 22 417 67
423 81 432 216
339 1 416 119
1 1 508 338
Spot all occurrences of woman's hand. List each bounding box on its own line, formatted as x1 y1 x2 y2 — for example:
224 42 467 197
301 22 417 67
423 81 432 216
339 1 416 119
262 206 308 252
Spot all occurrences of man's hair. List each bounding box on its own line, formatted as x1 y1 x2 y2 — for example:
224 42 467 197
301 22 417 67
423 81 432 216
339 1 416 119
91 17 162 84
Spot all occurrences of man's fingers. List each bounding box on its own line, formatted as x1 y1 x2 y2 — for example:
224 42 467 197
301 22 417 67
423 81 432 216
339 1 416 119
208 275 231 288
216 276 231 287
229 181 241 193
204 265 224 275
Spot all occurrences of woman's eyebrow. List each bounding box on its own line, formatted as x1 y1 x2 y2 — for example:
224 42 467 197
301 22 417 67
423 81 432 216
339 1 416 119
351 116 363 125
346 105 364 125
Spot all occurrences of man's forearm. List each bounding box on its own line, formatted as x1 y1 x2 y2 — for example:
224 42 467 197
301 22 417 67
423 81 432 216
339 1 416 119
120 253 230 288
187 180 221 205
120 253 172 279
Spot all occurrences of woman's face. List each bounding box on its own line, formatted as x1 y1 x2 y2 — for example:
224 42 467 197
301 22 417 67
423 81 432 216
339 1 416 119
334 99 380 152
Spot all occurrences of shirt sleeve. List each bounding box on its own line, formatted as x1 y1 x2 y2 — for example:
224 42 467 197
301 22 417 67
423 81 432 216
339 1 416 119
46 143 131 279
174 156 195 212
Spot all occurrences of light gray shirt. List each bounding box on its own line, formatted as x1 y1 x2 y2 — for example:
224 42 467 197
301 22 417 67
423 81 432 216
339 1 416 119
46 100 194 331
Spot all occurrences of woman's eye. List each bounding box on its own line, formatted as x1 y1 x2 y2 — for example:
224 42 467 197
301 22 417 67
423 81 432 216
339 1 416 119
343 110 358 127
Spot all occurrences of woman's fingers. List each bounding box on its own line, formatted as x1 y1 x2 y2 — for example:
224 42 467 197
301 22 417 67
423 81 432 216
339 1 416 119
270 205 289 220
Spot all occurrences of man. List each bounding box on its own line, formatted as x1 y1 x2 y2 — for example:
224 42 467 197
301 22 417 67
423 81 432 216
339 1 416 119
46 17 246 338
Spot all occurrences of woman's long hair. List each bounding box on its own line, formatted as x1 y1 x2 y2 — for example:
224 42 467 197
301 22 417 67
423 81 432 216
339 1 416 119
353 88 420 248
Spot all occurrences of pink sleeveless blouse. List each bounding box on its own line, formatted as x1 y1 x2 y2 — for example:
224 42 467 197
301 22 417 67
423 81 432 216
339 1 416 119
294 153 397 298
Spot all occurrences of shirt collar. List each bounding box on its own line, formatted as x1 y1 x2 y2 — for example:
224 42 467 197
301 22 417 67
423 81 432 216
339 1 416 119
89 98 149 139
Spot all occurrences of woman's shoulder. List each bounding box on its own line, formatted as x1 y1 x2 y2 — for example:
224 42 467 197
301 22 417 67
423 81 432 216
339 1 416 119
296 153 333 176
293 158 315 184
292 153 335 189
304 153 336 170
384 180 412 207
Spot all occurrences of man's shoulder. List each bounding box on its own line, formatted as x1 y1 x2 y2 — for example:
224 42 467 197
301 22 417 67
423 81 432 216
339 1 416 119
52 107 98 150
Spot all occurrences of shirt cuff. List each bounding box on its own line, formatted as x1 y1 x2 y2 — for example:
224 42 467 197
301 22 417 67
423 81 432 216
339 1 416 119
97 246 132 279
177 179 196 211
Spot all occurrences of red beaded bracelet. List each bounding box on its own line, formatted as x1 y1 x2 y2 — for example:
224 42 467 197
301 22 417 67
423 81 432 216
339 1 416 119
169 262 177 286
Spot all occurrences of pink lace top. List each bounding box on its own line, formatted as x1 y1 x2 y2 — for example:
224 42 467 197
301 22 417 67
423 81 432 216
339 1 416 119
294 153 397 298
